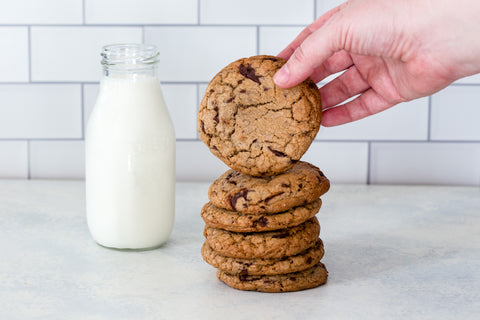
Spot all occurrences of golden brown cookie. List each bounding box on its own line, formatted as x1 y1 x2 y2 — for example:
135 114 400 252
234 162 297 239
197 55 322 177
217 262 328 292
203 217 320 259
208 161 329 214
201 199 321 232
202 239 324 276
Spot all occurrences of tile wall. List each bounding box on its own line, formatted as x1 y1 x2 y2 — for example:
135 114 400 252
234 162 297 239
0 0 479 185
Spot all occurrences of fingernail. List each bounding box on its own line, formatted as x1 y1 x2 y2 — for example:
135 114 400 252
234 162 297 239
274 65 290 86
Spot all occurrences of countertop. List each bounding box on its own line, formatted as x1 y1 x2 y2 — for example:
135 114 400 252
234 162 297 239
0 180 479 319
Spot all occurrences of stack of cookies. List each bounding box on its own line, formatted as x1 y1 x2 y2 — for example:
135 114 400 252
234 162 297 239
197 55 330 292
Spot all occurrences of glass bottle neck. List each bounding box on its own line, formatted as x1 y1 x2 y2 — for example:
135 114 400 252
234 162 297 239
101 44 160 79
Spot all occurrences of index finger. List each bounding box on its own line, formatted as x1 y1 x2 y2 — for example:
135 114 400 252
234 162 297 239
278 2 348 60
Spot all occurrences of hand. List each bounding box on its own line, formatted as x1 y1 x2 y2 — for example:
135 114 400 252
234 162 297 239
274 0 480 126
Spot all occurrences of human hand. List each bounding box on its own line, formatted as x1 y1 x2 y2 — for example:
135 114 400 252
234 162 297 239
274 0 480 126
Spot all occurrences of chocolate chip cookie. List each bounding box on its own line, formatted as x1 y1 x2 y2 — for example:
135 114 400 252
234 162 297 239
208 161 329 214
198 55 322 177
202 239 324 276
201 199 321 233
217 262 328 292
203 217 320 259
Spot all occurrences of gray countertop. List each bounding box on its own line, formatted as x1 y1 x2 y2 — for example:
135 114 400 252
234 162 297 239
1 180 479 319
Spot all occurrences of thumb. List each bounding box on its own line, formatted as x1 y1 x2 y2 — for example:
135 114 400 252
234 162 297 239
274 20 342 88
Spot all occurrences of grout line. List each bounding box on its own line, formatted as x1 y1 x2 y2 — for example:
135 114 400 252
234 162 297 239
196 83 200 140
0 23 309 28
313 0 317 20
197 0 201 25
256 26 260 55
427 95 432 141
0 138 85 142
311 139 480 143
27 26 32 83
142 26 145 43
27 140 31 179
81 84 85 140
82 0 86 24
366 141 371 184
3 138 479 143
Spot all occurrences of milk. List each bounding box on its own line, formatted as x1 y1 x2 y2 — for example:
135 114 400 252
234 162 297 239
85 44 175 249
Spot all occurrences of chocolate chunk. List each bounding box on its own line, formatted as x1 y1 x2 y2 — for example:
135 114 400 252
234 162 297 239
272 231 289 239
229 189 249 209
264 192 284 204
238 64 261 84
239 89 246 93
281 183 290 188
225 98 233 103
239 271 249 281
268 146 287 157
200 121 205 134
252 216 268 227
227 180 237 185
238 79 243 84
289 277 297 281
306 257 313 264
265 57 278 61
211 145 218 151
213 107 219 123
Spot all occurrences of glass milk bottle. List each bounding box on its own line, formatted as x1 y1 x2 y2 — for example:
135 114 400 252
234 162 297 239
85 44 175 250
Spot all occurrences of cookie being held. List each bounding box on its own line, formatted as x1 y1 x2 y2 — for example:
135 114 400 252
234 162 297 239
198 55 322 177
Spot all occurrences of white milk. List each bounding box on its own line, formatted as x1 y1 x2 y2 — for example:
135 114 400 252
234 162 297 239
85 44 175 249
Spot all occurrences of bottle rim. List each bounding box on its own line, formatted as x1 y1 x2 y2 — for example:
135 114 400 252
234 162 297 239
101 43 160 67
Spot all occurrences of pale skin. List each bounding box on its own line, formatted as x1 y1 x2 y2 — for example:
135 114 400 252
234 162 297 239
274 0 480 126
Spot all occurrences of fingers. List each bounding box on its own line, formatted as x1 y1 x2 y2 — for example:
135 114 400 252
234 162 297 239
274 4 348 88
321 89 394 127
309 50 353 83
319 65 370 108
277 3 348 60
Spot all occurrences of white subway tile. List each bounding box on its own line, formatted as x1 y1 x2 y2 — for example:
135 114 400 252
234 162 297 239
431 85 480 140
176 140 229 182
302 141 369 183
0 141 28 179
259 26 304 56
145 27 256 82
85 0 197 24
317 97 429 140
370 142 480 186
0 84 81 139
201 0 313 25
161 84 198 139
316 0 345 17
30 140 85 179
0 27 29 82
454 73 480 84
0 0 82 24
31 27 142 82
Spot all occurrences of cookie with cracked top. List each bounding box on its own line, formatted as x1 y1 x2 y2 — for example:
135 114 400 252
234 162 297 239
217 262 328 292
208 161 329 214
202 238 324 276
197 55 322 177
201 199 321 232
203 217 320 259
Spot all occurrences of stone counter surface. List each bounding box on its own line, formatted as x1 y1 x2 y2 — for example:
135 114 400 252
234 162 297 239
1 180 479 319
